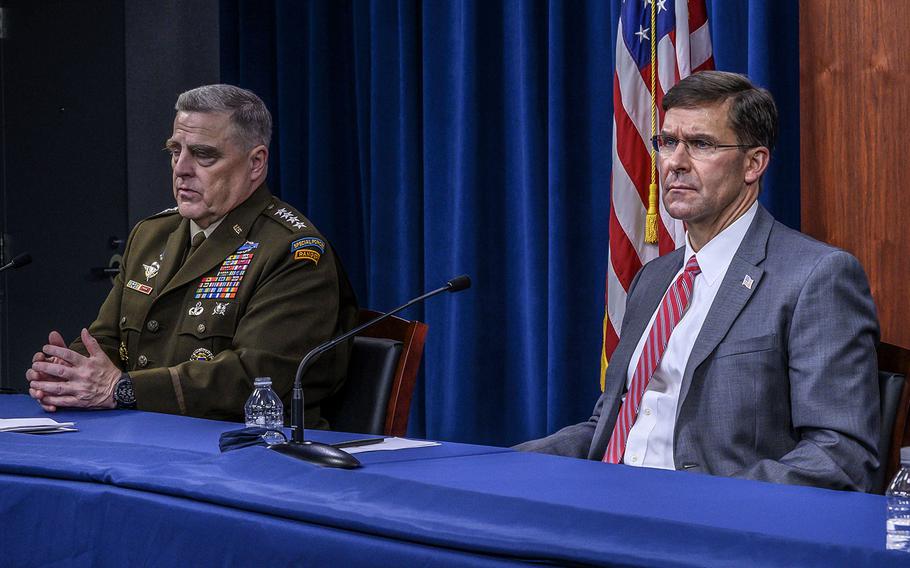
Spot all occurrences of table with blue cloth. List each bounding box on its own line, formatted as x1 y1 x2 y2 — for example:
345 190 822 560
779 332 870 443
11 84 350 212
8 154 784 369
0 394 903 567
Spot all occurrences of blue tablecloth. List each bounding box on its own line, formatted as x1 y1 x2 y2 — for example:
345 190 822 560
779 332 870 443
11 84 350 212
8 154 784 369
0 395 906 566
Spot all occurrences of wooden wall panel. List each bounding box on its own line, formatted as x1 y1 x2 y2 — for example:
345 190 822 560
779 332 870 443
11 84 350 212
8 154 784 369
800 1 910 350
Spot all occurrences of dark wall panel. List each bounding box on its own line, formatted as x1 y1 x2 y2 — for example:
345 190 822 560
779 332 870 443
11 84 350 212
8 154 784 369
125 1 219 225
0 0 220 391
0 0 128 389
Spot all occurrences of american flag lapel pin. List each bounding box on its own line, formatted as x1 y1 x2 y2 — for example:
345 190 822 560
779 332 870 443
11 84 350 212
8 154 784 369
742 275 754 290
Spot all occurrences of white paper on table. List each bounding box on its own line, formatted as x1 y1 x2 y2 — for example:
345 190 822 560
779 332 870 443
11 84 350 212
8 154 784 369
0 418 77 434
342 437 440 454
28 427 78 434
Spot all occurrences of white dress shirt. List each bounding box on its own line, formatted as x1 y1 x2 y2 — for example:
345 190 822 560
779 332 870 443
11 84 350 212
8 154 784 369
622 201 758 469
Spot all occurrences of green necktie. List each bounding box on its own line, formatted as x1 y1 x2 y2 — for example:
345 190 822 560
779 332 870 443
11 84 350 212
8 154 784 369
187 231 206 260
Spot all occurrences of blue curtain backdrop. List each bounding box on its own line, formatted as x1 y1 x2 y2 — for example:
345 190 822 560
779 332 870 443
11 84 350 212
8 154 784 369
220 0 799 446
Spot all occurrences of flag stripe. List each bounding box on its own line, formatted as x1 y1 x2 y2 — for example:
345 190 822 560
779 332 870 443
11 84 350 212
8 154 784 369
615 26 658 149
606 246 632 325
609 205 643 291
613 77 652 208
602 0 714 390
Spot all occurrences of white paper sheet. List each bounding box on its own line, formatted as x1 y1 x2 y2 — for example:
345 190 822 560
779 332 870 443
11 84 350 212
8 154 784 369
342 437 440 454
0 418 77 434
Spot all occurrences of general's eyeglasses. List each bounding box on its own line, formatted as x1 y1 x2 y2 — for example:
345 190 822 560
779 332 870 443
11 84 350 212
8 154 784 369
650 135 755 159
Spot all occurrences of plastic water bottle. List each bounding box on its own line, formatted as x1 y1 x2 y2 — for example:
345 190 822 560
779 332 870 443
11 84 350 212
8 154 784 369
886 447 910 551
244 377 284 445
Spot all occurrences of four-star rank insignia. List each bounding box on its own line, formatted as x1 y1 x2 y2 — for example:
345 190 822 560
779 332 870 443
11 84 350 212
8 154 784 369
273 207 307 230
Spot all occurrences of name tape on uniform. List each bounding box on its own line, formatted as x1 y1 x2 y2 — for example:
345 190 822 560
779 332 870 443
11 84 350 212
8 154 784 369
127 280 153 295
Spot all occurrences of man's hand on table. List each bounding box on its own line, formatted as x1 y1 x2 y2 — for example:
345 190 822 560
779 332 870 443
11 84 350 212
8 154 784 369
26 328 120 412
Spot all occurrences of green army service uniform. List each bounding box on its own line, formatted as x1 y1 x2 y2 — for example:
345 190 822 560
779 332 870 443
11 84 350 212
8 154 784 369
71 186 357 428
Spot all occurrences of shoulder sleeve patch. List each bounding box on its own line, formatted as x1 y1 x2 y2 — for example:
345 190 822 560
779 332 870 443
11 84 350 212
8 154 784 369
291 237 325 264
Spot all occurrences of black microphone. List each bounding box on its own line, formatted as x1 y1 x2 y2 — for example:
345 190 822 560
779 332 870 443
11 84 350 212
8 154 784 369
270 274 472 468
0 253 32 273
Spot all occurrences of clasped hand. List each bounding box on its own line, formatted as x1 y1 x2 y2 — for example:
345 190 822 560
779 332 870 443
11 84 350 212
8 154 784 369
26 329 122 412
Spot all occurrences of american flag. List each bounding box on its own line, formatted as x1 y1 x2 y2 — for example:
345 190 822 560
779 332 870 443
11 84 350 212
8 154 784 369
601 0 714 388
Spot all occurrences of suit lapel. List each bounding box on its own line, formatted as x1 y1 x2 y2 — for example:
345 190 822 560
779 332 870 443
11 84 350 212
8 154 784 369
677 205 773 416
159 186 271 297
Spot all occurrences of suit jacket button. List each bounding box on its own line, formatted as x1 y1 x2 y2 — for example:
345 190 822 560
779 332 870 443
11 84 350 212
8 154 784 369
197 323 206 334
146 320 159 333
137 355 148 368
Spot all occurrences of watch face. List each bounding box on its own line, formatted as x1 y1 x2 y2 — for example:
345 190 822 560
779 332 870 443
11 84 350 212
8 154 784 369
115 377 136 405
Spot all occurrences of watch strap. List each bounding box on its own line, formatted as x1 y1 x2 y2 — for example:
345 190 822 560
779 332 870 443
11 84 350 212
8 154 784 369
114 371 137 410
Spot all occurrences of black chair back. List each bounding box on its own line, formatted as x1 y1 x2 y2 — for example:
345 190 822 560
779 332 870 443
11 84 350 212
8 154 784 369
878 370 907 492
323 337 403 435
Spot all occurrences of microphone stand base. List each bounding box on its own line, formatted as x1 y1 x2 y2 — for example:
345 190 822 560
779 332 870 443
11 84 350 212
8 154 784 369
269 440 361 469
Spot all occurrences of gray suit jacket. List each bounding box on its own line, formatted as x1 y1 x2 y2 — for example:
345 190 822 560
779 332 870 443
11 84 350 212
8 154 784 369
516 205 880 491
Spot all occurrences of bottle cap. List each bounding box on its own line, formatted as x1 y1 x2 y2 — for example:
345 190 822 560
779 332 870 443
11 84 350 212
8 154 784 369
253 377 272 387
901 447 910 466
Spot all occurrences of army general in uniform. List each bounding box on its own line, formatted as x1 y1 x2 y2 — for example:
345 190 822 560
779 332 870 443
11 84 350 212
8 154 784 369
27 84 357 428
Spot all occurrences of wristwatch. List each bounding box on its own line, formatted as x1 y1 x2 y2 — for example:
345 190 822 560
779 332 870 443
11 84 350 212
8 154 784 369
113 372 137 409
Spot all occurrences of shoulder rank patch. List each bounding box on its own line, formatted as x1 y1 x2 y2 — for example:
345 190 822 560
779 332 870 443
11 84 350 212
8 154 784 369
273 207 307 230
149 206 179 219
291 237 324 264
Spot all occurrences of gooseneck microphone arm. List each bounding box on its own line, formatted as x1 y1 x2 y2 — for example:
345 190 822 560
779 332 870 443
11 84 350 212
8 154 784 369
0 253 32 273
290 274 471 444
269 274 471 468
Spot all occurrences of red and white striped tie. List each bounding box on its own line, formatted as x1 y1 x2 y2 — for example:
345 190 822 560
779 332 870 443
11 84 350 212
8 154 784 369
603 255 701 464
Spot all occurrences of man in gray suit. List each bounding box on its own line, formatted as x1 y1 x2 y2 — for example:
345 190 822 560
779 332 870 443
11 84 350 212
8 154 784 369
516 71 880 492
